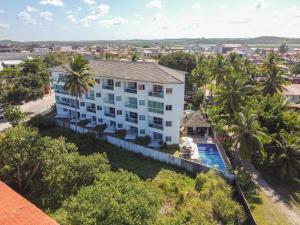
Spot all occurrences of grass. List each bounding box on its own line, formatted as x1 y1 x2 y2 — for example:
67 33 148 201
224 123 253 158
249 190 291 225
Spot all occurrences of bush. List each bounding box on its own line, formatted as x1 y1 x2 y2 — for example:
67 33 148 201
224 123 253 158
28 115 56 129
78 119 90 127
135 135 151 146
94 124 107 135
114 129 127 139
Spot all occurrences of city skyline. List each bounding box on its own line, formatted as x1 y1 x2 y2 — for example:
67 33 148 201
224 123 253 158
1 0 300 41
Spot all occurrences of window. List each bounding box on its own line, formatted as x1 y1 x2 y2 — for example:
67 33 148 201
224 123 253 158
165 136 172 142
140 129 145 135
97 106 102 110
166 105 172 111
63 108 68 112
139 115 145 120
115 81 121 87
117 123 123 128
117 110 122 115
96 92 101 97
138 84 145 90
139 100 145 106
116 96 121 101
80 102 85 107
95 79 100 84
81 114 86 119
165 121 172 127
98 118 103 123
166 88 172 94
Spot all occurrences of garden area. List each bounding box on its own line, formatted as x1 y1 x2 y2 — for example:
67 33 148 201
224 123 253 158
0 115 247 225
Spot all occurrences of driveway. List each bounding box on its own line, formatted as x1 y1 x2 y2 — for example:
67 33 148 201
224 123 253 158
0 94 55 132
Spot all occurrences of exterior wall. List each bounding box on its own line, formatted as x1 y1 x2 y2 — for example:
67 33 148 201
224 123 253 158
52 70 185 144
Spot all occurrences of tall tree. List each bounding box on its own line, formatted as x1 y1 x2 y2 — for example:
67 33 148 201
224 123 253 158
231 112 271 159
4 105 26 126
63 54 95 133
210 54 228 86
278 43 288 54
261 52 287 96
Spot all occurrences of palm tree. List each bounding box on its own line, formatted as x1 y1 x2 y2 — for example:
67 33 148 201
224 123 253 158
261 52 288 96
217 74 252 118
210 54 228 86
63 54 95 133
276 135 300 179
232 112 271 159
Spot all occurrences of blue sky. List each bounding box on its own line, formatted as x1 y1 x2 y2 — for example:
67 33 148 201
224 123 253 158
0 0 300 41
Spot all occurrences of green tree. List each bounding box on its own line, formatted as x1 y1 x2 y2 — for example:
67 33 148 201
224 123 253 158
63 54 95 133
0 125 41 190
261 52 287 96
217 74 252 117
43 52 66 68
192 87 204 108
291 63 300 75
131 52 140 61
210 54 228 86
278 43 288 54
4 105 26 126
60 170 160 225
231 112 271 159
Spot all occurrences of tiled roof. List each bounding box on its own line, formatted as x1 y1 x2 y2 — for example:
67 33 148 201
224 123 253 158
52 60 185 84
0 182 59 225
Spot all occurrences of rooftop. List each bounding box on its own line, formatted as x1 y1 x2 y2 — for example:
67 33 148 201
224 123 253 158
52 60 185 84
0 182 58 225
283 84 300 96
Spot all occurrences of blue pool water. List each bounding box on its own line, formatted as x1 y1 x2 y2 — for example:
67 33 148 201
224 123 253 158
197 144 227 171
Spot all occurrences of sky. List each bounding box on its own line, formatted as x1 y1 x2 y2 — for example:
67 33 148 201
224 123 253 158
0 0 300 41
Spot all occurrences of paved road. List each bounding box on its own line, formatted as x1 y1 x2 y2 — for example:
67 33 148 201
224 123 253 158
0 94 55 132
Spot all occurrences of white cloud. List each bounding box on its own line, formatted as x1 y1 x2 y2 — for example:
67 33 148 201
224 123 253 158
152 14 163 21
79 15 99 27
192 2 201 10
98 16 127 27
39 0 64 7
95 4 110 16
17 11 37 25
67 14 77 23
145 0 162 9
40 11 53 21
0 9 4 14
83 0 96 5
27 6 38 12
0 22 10 29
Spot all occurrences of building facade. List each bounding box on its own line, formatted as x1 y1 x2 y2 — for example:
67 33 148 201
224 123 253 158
51 60 185 145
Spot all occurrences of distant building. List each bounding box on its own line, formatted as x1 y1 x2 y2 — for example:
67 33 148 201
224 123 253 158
0 181 58 225
283 84 300 104
0 60 23 70
33 47 50 54
213 44 252 55
60 46 73 52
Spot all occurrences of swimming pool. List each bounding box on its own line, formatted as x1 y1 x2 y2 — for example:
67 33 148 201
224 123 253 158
197 144 227 171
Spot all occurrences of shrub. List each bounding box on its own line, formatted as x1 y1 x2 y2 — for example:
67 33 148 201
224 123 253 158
135 135 151 146
94 124 107 135
28 115 56 129
114 129 127 139
78 119 90 127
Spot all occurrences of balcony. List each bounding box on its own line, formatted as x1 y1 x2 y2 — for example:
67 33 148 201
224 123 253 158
148 91 164 98
85 95 95 101
102 85 114 90
57 101 78 108
149 123 164 130
148 107 164 115
54 89 69 95
104 112 115 118
126 117 138 124
124 88 137 94
125 102 137 109
86 107 96 113
103 97 115 105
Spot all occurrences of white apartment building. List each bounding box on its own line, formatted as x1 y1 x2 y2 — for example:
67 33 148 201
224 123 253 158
51 60 185 145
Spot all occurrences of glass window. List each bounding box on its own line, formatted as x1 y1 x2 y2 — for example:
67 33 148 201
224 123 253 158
165 136 171 142
82 114 86 119
117 123 123 128
115 81 121 87
96 92 101 97
166 105 172 111
139 100 145 105
140 129 145 135
165 121 172 127
98 118 103 123
97 106 102 110
80 102 85 107
166 88 172 94
95 79 100 84
138 84 145 90
117 110 122 115
116 96 121 101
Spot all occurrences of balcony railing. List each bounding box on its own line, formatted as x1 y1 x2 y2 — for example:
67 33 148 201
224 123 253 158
104 97 115 105
125 102 137 109
124 88 137 94
102 85 114 90
86 107 96 113
149 123 164 130
148 91 164 98
57 101 78 108
85 95 95 101
126 117 138 124
148 107 164 115
104 112 115 118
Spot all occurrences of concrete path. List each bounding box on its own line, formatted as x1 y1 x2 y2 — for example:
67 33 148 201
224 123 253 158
0 94 55 132
243 161 300 225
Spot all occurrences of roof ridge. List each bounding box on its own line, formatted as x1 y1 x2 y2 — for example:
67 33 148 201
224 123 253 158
154 63 185 83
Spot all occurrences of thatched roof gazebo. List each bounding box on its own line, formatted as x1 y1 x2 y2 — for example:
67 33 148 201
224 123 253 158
185 111 211 136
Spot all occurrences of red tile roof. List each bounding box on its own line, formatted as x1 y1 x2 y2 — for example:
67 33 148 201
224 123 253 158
0 182 59 225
